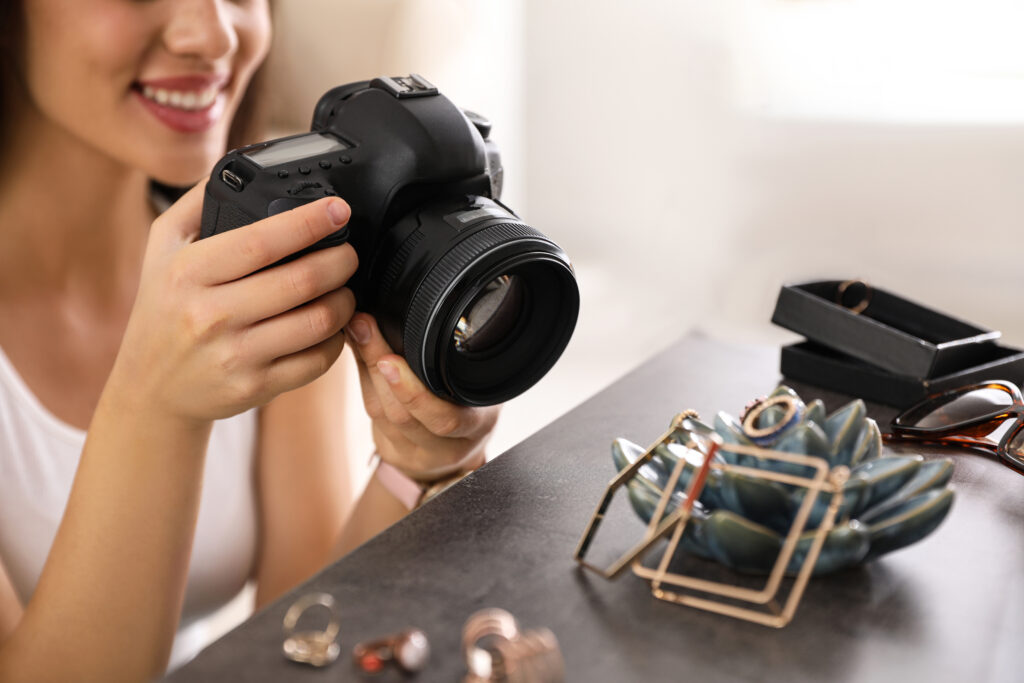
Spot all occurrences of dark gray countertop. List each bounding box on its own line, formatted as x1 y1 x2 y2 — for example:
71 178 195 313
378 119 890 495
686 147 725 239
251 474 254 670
167 335 1024 683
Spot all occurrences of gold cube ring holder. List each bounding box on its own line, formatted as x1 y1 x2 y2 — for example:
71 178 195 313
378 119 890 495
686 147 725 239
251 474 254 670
573 411 849 628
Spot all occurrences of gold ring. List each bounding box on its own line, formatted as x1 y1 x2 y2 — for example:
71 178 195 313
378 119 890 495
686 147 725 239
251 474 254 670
281 593 341 667
742 395 798 441
836 279 872 314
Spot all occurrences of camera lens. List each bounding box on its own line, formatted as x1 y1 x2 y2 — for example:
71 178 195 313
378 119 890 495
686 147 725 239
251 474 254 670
453 274 523 353
371 197 579 407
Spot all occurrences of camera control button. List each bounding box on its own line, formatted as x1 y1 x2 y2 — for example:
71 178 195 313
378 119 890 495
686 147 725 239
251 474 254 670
339 155 352 165
268 197 316 216
318 160 332 170
463 110 492 139
277 170 290 178
298 166 311 175
287 181 323 196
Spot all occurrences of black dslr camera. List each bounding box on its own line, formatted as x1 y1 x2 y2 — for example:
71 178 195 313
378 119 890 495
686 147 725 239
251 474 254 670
200 75 579 406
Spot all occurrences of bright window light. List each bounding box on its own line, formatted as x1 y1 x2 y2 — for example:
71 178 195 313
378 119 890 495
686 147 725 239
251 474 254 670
731 0 1024 123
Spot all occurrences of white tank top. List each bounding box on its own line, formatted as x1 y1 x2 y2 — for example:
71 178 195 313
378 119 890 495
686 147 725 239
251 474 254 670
0 345 259 670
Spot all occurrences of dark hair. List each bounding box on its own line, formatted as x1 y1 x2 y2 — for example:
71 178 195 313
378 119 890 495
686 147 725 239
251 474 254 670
0 0 270 174
0 0 24 149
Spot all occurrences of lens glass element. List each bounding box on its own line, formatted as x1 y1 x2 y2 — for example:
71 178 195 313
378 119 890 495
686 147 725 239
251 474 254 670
377 196 579 406
453 274 523 353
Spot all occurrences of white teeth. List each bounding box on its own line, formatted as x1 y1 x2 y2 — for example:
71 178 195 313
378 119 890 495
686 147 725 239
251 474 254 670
139 83 221 111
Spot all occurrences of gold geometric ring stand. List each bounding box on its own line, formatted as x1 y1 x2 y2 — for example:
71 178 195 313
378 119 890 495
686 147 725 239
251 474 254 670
573 411 710 580
573 411 849 629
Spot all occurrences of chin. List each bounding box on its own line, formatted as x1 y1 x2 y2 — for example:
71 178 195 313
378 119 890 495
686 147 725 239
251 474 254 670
144 147 225 188
148 167 207 188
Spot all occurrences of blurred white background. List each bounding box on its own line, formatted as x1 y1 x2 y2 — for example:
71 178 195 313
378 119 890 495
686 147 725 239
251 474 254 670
266 0 1024 476
206 0 1024 642
256 0 1024 500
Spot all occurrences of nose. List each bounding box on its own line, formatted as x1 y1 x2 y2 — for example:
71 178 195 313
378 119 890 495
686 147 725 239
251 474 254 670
162 0 238 62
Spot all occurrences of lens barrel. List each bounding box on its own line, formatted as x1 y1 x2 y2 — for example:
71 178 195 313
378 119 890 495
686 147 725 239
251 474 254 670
372 198 579 406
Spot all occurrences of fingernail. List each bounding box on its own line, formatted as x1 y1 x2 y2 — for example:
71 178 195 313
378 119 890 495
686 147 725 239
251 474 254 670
327 199 350 226
377 360 400 384
348 319 370 344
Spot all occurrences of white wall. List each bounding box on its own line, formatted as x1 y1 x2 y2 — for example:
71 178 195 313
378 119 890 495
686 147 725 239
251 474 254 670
262 0 1024 476
266 0 525 209
711 120 1024 345
523 0 1024 355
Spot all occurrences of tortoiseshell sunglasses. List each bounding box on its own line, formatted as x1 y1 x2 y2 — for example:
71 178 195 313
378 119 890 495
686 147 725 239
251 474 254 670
885 380 1024 473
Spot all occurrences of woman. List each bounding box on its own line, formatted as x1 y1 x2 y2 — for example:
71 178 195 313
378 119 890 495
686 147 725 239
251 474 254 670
0 1 498 680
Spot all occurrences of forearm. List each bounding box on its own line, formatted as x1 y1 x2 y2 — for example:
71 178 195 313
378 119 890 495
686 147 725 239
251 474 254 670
330 443 488 561
0 383 213 683
331 473 410 561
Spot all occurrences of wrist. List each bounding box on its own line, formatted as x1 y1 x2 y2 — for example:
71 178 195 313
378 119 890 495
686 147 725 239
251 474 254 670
396 450 488 484
373 453 485 510
96 370 213 444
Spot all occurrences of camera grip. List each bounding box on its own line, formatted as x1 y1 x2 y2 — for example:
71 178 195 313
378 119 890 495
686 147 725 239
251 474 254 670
199 185 350 276
200 185 258 240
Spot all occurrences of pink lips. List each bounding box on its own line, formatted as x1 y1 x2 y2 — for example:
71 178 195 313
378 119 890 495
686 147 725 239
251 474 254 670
133 73 230 134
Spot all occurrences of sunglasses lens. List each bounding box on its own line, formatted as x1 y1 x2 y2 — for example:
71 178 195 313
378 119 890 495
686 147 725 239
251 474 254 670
904 387 1013 430
1009 425 1024 461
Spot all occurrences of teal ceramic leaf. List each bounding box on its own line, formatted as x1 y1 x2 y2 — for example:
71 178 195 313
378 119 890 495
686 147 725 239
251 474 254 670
823 399 866 463
614 385 956 576
851 456 923 514
804 399 827 431
864 488 954 559
786 520 871 575
702 511 782 574
718 471 793 533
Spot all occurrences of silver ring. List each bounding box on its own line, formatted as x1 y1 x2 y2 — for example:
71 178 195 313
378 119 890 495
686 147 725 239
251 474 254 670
282 592 341 667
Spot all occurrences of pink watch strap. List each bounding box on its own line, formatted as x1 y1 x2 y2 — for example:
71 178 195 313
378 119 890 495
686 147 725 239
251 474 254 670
375 459 424 511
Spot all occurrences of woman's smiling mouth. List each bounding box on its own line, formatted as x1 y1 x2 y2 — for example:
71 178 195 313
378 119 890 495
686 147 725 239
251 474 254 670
132 74 230 133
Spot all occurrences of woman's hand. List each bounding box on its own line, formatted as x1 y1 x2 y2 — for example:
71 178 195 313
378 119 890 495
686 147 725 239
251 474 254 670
107 182 358 427
346 313 500 481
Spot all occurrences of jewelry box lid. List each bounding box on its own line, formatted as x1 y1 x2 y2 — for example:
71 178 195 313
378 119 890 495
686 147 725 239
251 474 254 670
771 280 999 379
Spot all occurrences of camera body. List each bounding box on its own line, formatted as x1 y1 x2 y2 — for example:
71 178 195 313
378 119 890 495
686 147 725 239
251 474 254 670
201 75 578 406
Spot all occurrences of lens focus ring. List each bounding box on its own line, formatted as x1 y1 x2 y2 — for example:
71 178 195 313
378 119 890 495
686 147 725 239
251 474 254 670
402 221 553 393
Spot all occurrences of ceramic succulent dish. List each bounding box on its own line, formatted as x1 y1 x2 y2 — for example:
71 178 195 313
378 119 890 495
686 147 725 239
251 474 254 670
614 386 955 575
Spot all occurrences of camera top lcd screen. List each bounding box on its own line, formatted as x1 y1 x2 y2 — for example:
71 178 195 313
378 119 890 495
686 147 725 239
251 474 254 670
243 133 349 168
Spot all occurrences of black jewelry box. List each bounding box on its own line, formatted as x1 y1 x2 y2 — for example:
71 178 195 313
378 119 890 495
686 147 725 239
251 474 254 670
780 340 1024 408
772 280 1024 407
